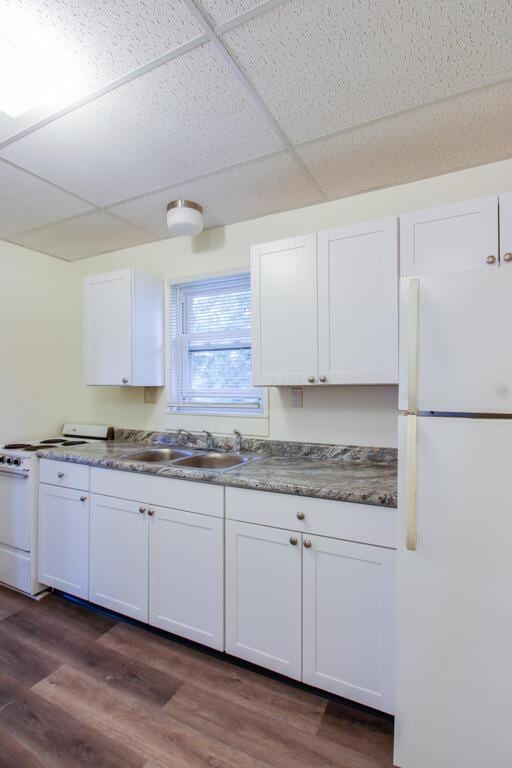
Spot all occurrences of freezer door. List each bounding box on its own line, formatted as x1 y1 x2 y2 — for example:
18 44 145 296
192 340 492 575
399 269 512 413
395 415 512 768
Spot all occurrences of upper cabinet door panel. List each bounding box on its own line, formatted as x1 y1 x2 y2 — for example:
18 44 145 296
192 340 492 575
318 218 398 384
400 196 498 276
251 234 318 386
499 193 512 267
84 269 132 385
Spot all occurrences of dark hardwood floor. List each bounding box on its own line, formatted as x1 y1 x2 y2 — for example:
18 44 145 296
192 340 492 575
0 585 394 768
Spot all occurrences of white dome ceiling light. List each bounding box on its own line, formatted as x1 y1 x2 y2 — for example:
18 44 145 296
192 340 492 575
166 200 204 236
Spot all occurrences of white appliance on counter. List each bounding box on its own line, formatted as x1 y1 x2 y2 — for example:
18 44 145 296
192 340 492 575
395 269 512 768
0 423 112 595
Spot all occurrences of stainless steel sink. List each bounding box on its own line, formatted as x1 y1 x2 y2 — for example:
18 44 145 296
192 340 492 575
120 447 194 462
173 452 257 470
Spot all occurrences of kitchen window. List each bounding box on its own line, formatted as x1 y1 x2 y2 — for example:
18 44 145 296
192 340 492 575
169 273 266 415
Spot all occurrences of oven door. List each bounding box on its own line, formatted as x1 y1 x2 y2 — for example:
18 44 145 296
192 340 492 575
0 469 31 551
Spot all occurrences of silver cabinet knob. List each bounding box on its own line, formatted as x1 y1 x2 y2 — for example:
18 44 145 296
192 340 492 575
147 509 155 516
319 375 327 383
139 506 146 514
122 377 129 384
504 252 512 263
307 376 315 383
80 495 87 502
303 539 312 549
296 511 305 520
486 255 497 265
57 471 64 479
289 536 298 546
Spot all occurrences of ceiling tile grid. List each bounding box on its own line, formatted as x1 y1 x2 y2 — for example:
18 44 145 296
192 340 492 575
10 211 154 261
220 0 512 145
0 159 93 239
1 0 512 260
109 150 322 236
0 42 284 207
0 0 205 142
297 81 512 200
196 0 284 27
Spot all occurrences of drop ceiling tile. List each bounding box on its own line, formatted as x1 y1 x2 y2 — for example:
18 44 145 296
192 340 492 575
10 211 153 260
0 160 93 238
222 0 512 144
297 81 512 200
0 1 203 141
196 0 278 27
0 43 283 206
109 151 321 236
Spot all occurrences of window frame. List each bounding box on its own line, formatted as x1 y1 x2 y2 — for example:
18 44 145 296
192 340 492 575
168 271 267 417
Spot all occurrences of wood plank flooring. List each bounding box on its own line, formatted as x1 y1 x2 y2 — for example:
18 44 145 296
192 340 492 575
0 586 394 768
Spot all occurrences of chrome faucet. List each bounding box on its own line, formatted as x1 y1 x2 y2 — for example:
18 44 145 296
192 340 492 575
177 428 197 446
202 430 214 450
233 429 242 454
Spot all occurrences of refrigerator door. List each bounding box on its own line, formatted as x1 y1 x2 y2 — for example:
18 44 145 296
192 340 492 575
399 269 512 413
395 414 512 768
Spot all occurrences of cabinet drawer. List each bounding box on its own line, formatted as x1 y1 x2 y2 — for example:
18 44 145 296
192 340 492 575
91 468 224 517
225 487 396 549
39 459 90 491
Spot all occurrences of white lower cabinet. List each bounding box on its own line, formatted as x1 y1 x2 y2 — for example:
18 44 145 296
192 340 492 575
302 534 396 714
225 520 302 679
38 483 89 599
89 495 148 621
149 505 224 650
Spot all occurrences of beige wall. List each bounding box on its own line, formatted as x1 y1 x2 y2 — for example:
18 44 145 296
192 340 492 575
0 241 71 442
5 158 512 448
63 158 512 448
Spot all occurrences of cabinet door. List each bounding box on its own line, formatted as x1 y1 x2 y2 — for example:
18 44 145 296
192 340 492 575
302 534 396 713
400 196 498 276
225 520 301 678
84 269 132 385
318 218 398 384
89 495 148 621
149 506 224 650
38 484 89 599
499 192 512 267
251 234 318 385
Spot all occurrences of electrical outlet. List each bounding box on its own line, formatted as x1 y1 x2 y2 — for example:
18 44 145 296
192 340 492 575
143 387 158 404
291 387 303 408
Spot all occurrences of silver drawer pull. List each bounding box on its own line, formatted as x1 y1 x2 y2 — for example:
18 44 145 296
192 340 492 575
289 536 298 546
303 539 312 549
57 471 65 479
296 511 305 520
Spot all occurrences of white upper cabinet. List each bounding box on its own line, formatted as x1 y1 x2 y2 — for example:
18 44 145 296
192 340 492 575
84 268 164 386
251 234 318 386
318 219 398 384
251 220 398 386
400 196 498 276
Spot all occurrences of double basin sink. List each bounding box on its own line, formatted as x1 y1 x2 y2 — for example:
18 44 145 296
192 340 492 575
119 446 260 472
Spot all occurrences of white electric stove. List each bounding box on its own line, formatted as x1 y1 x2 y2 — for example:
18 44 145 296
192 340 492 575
0 423 112 595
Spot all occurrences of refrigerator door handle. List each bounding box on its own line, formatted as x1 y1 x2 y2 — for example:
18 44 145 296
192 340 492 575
407 277 420 414
406 414 418 551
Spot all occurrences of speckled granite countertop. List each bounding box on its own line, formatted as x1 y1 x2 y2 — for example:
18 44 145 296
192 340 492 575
37 430 397 508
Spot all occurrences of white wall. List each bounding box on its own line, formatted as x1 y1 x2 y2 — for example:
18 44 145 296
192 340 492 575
0 241 71 442
50 158 512 447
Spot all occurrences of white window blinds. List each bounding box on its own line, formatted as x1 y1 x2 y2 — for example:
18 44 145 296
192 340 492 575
169 273 264 414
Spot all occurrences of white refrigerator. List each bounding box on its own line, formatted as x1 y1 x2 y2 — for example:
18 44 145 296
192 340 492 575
395 268 512 768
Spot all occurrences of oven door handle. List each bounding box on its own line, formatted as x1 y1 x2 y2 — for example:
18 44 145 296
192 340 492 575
0 468 29 478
